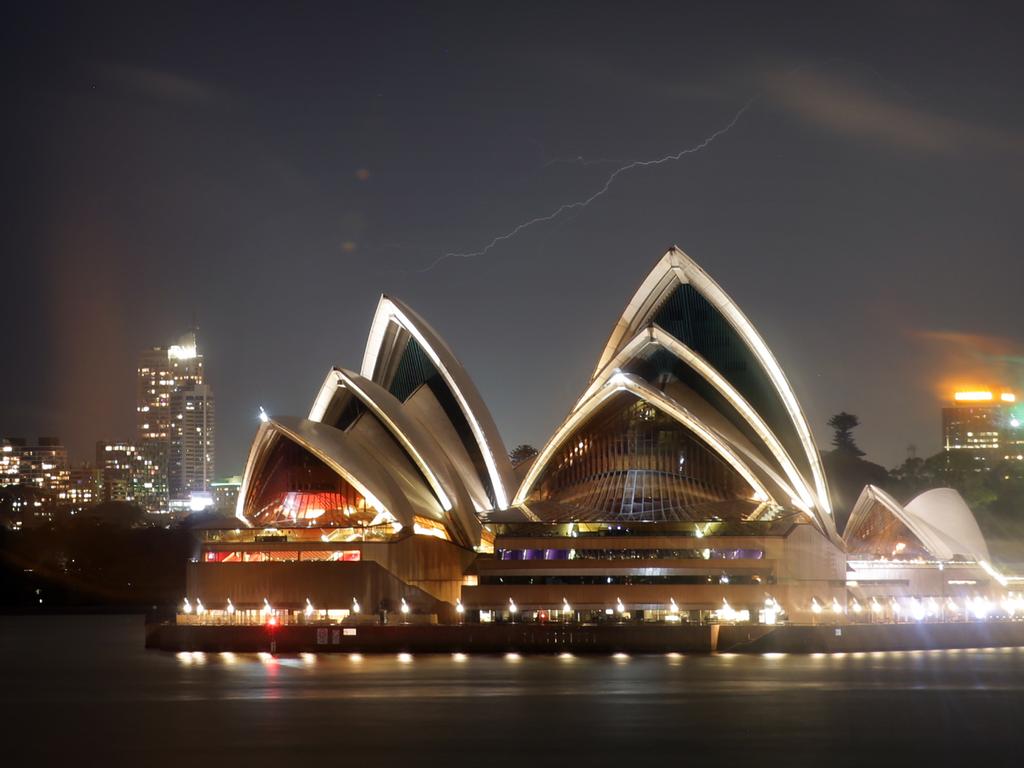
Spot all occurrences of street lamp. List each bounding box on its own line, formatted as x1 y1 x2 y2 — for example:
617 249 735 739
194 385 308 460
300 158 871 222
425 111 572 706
870 598 882 617
182 597 193 615
945 597 959 619
508 598 518 623
305 598 315 620
352 597 361 615
455 599 465 623
196 599 206 617
562 597 572 621
400 598 410 622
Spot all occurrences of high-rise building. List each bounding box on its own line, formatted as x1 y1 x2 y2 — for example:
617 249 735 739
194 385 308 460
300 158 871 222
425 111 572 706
168 382 215 507
0 437 70 523
95 440 150 502
210 476 241 514
61 466 103 513
135 329 206 512
136 347 174 511
1 438 20 487
942 389 1024 469
16 437 70 495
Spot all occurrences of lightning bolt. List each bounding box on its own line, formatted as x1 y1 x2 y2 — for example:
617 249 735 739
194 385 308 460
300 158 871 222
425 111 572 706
541 155 625 169
417 97 756 273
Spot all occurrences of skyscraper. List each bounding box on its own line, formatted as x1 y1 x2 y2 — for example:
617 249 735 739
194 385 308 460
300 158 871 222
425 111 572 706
942 389 1023 470
1 437 70 524
135 329 209 513
95 440 150 502
16 437 70 495
0 439 20 487
168 382 215 507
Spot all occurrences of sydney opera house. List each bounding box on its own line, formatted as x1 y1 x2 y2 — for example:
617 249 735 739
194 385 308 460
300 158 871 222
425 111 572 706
186 247 1012 625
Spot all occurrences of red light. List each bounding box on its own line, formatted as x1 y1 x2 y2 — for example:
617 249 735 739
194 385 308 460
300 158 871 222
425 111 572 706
267 616 278 627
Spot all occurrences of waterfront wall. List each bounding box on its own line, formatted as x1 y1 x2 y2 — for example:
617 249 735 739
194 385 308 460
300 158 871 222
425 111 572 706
717 621 1024 653
147 620 1024 655
147 622 716 654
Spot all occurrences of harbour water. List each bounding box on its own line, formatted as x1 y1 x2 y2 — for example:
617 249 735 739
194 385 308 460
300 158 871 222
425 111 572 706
2 615 1023 766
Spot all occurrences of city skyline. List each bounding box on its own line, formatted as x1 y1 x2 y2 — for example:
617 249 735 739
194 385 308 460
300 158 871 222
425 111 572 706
3 2 1024 475
4 5 1024 763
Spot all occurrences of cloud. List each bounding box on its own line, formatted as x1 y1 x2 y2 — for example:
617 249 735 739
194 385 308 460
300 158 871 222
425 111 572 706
767 68 1022 154
909 329 1024 396
105 65 221 106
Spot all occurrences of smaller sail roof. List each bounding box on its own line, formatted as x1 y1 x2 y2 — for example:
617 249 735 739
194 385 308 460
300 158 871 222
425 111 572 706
844 484 990 563
360 295 515 510
904 488 990 563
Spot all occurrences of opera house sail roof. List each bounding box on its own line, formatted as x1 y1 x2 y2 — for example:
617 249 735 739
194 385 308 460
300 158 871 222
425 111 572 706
514 247 836 540
201 245 1021 624
235 296 515 550
844 484 991 563
234 245 838 553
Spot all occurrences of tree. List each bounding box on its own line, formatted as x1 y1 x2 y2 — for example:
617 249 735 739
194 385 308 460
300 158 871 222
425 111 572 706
508 444 538 465
827 412 865 457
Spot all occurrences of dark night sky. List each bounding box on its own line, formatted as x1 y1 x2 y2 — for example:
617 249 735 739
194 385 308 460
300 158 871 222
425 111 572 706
3 1 1024 475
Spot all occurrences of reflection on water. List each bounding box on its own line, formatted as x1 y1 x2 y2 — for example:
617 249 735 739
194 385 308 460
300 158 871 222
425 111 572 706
1 615 1023 766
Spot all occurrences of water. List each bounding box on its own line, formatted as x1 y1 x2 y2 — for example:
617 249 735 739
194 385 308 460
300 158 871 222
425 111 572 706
1 615 1022 767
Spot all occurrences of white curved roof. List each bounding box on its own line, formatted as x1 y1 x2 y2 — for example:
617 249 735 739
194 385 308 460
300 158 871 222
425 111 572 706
360 295 515 511
905 487 990 563
307 367 482 546
845 484 990 563
593 246 833 523
310 367 454 511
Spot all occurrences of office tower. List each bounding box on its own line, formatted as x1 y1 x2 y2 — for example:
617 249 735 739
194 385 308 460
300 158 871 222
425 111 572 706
17 437 70 495
0 438 20 487
95 440 149 502
61 465 102 513
942 389 1023 470
136 329 207 512
168 382 215 508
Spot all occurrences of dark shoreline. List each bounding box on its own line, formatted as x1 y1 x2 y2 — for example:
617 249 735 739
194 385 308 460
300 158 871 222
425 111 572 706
0 605 174 619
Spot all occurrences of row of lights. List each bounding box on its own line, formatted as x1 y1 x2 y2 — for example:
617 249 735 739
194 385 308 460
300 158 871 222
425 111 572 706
186 593 1024 624
183 595 691 619
499 596 714 620
810 594 1024 621
183 595 420 623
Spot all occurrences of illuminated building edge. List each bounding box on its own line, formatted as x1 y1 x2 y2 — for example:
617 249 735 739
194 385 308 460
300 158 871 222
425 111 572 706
592 247 834 528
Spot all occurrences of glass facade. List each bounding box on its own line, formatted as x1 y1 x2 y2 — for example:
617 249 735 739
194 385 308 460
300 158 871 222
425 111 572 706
651 283 812 486
527 392 752 522
480 574 771 586
496 547 764 561
243 435 377 527
845 501 931 560
203 549 361 563
625 345 764 455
